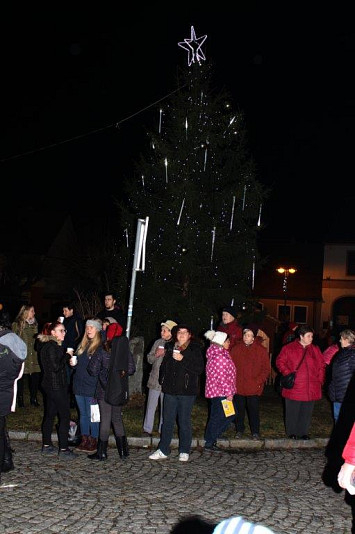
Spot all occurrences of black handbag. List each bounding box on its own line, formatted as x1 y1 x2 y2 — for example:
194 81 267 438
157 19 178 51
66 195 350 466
275 348 308 394
279 372 296 389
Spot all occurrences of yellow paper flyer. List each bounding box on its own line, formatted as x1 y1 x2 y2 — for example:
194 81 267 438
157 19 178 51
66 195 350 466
221 399 235 417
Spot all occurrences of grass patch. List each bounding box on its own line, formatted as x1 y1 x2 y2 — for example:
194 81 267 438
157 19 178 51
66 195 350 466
7 385 334 439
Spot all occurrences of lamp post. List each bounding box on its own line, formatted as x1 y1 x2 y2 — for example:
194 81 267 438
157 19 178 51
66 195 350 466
276 267 296 319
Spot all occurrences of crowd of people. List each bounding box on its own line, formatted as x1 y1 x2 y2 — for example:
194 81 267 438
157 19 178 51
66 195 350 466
2 298 355 519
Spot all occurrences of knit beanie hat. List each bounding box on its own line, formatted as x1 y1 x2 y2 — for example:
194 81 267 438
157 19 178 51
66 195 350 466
106 322 123 340
223 306 237 319
205 330 228 346
86 319 102 331
213 516 276 534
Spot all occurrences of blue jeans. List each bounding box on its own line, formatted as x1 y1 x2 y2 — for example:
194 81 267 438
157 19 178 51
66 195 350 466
75 395 99 438
204 397 236 447
333 401 341 423
158 394 196 455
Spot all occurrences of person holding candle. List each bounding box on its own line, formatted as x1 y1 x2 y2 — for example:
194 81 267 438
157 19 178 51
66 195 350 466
149 324 204 462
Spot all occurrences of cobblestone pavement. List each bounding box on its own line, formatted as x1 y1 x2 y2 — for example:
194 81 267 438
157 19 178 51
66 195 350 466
0 440 353 534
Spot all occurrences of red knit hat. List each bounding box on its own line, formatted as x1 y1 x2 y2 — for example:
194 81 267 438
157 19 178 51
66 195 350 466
106 322 123 340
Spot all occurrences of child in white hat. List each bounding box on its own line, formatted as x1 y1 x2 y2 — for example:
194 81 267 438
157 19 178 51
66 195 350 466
204 330 237 451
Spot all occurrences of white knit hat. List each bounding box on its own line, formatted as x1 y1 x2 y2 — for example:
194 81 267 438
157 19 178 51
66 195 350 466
213 516 276 534
204 330 228 346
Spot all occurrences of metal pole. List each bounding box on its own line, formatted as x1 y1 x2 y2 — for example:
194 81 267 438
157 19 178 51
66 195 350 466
126 217 149 340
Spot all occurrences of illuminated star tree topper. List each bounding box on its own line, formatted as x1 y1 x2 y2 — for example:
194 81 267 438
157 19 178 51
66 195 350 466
178 26 207 66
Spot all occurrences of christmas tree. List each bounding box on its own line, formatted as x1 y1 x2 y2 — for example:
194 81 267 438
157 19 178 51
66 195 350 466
122 27 266 338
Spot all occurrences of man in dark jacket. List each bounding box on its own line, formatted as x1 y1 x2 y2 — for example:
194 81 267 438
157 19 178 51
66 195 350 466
96 292 127 331
0 310 27 481
149 324 204 462
62 301 84 409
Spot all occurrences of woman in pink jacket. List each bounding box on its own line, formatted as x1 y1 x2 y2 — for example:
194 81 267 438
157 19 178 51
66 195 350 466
276 324 325 440
338 422 355 495
204 330 236 452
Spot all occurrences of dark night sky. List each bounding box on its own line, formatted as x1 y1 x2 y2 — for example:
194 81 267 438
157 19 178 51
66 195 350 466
2 5 355 243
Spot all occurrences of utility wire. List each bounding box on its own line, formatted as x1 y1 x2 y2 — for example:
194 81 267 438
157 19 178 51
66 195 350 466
1 86 184 164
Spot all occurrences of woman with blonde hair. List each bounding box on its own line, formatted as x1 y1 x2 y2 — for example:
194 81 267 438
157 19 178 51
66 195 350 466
12 304 40 407
71 318 106 454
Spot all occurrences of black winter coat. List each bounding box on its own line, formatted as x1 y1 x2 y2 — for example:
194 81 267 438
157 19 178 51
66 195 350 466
62 313 84 351
328 344 355 402
38 335 68 391
159 340 204 396
104 337 130 406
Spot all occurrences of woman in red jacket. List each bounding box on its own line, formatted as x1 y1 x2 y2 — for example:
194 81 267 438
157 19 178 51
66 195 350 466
230 325 270 440
276 324 325 440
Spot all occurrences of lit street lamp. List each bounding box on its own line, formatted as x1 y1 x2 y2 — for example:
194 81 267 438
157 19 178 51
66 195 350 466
276 267 296 319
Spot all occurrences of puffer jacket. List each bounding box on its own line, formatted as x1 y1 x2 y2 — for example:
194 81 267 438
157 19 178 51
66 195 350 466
276 339 325 401
159 340 204 396
38 334 68 391
230 340 270 396
86 345 111 400
0 329 27 416
343 422 355 464
328 344 355 402
205 343 236 398
217 320 243 350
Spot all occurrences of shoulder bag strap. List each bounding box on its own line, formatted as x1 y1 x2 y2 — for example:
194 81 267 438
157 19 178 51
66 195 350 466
295 347 308 371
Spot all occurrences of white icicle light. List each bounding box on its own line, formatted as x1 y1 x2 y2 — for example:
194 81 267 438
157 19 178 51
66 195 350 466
142 175 145 187
252 260 255 290
242 185 246 211
185 116 188 139
124 228 129 248
257 203 262 227
159 109 162 134
230 195 236 230
210 226 216 262
177 198 185 226
164 158 168 183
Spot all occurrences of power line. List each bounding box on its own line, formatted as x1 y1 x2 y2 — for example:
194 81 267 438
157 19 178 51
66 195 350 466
1 86 184 164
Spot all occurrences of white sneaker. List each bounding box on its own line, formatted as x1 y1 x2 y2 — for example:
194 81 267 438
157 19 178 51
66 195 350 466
149 449 168 460
179 453 189 462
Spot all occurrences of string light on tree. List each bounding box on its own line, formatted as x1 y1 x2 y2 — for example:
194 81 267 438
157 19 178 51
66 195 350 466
230 195 236 230
164 157 168 183
122 26 266 337
159 109 163 133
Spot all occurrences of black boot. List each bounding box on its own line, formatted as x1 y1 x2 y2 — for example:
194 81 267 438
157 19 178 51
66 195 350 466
2 432 14 473
116 436 129 459
17 395 24 408
115 436 124 459
88 440 108 461
122 436 129 458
